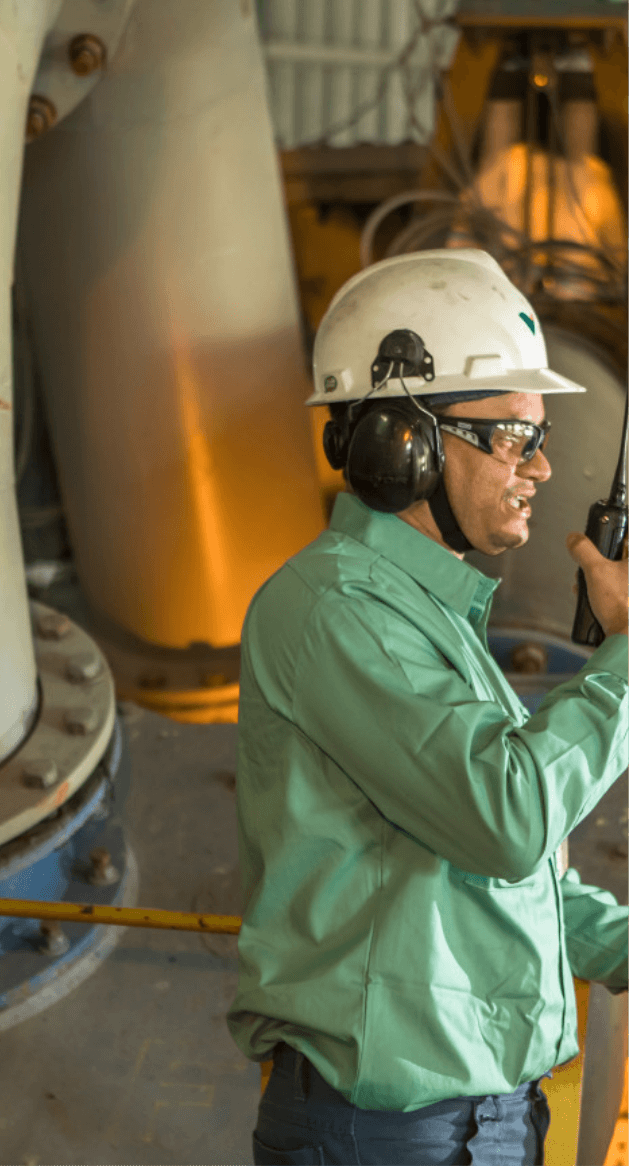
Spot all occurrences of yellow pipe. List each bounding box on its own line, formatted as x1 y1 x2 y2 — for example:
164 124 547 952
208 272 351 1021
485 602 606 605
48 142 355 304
0 898 241 934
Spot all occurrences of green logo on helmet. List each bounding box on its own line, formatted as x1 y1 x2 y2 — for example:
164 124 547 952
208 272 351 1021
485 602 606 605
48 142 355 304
519 312 536 334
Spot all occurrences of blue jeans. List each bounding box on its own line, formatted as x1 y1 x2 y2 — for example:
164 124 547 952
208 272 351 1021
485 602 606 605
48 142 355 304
253 1043 551 1165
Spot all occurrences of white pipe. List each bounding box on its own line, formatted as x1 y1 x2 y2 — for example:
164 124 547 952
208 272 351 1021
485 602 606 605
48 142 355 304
0 0 62 764
18 0 324 651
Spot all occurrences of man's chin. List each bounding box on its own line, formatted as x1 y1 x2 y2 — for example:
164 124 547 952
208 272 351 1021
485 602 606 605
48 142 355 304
492 526 529 552
475 524 530 555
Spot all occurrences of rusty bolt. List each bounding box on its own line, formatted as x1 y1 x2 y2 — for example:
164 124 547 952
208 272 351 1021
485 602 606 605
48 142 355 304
68 33 107 76
510 642 548 675
22 759 59 789
88 847 119 886
26 95 57 142
64 706 99 735
39 921 70 957
66 651 102 683
36 611 72 640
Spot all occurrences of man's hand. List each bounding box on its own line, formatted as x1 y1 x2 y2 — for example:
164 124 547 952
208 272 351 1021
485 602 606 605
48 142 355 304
567 533 628 638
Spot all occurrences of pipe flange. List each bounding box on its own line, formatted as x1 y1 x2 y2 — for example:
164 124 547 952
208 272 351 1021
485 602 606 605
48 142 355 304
0 602 115 847
27 1 136 137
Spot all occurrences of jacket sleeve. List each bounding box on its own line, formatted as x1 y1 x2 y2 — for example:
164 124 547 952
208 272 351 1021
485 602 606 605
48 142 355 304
292 588 628 883
560 867 628 992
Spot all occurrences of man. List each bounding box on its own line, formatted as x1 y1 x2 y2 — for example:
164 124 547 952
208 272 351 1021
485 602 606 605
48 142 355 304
228 250 628 1166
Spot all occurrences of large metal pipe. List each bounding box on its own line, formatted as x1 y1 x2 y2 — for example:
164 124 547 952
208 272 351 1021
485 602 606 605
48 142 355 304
17 0 324 651
0 0 62 764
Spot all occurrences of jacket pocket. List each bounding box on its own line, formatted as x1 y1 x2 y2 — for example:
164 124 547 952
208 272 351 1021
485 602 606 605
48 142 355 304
448 864 542 890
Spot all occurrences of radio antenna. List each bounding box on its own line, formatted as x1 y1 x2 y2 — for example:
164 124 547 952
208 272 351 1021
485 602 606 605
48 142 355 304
608 390 628 508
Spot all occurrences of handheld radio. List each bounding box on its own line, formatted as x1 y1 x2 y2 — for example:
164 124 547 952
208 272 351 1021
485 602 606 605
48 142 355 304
571 391 628 646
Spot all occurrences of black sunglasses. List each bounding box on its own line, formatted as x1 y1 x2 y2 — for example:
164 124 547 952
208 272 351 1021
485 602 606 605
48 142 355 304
437 417 551 464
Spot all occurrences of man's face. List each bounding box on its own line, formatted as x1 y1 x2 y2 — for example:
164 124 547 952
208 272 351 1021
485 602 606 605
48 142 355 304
439 392 552 556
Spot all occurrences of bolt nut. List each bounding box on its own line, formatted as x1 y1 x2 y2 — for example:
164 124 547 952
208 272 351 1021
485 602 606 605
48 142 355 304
88 846 119 886
36 611 72 640
66 652 102 683
26 95 57 141
68 33 107 76
22 759 59 789
39 921 70 957
510 642 548 675
117 700 143 721
90 799 110 822
64 706 99 735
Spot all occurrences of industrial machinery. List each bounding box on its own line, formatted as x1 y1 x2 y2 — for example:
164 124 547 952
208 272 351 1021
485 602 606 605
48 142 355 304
1 0 326 1023
0 0 144 1031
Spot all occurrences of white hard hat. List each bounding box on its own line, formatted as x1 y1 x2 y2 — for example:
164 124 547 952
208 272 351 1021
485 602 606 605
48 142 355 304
308 249 586 405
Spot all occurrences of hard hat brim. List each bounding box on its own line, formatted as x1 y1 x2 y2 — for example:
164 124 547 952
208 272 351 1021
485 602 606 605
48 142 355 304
306 366 586 405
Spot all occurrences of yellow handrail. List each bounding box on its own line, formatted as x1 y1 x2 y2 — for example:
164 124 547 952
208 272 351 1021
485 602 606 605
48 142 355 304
0 898 241 934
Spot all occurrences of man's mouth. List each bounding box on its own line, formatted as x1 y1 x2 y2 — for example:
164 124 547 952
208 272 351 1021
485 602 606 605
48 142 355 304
504 489 534 515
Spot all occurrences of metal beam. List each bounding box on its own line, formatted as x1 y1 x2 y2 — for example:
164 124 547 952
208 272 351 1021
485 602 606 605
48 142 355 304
457 0 628 30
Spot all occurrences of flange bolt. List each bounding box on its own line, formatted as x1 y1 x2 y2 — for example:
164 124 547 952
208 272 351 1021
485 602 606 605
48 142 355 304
64 706 99 735
88 847 120 886
39 921 70 957
22 759 59 789
36 611 71 640
510 643 548 675
26 95 57 142
66 652 102 683
68 33 107 76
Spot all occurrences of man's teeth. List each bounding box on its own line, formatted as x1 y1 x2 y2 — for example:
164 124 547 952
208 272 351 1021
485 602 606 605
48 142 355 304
506 495 528 511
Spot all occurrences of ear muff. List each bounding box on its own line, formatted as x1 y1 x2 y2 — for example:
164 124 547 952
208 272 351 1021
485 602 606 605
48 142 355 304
322 418 349 471
346 401 443 513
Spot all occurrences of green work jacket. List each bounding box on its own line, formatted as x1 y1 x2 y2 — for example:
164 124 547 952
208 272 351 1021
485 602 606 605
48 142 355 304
228 491 628 1111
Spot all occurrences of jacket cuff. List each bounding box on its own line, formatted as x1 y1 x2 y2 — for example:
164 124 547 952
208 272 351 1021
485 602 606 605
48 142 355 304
584 634 629 684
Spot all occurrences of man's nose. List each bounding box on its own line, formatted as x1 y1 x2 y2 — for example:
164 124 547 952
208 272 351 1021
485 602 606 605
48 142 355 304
521 448 552 482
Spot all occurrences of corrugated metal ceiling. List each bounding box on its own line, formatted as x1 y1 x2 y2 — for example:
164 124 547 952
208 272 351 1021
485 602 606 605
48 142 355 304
256 0 460 147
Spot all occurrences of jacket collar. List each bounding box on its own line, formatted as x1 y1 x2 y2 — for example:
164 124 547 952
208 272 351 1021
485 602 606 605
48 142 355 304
329 492 499 619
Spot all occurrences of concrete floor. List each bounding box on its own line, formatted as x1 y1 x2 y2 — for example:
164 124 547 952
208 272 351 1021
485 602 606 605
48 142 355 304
0 709 260 1166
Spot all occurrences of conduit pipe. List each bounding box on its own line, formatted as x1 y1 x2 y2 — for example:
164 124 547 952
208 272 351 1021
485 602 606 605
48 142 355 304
0 897 241 934
0 0 62 764
17 0 324 652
